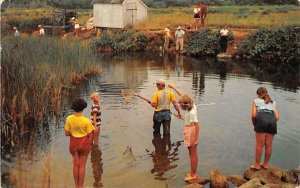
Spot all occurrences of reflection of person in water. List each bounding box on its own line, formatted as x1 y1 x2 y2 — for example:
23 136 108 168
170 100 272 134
175 53 184 76
90 145 103 188
150 134 180 180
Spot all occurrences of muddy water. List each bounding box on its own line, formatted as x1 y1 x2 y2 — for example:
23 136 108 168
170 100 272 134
3 54 300 188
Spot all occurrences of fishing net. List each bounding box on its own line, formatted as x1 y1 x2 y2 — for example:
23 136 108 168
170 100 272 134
121 89 136 103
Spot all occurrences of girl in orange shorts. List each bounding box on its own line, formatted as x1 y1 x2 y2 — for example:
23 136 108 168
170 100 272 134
65 98 95 188
168 84 200 181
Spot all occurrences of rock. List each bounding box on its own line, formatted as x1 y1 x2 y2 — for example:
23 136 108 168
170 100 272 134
228 175 247 187
281 183 298 188
282 169 300 184
239 178 266 188
217 53 232 59
210 169 228 188
183 183 204 188
185 176 210 185
244 166 282 184
262 183 281 188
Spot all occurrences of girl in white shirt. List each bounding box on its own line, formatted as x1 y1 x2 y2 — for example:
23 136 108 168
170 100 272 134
168 84 200 181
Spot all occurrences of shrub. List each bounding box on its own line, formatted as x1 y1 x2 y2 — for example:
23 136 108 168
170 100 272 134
92 31 148 52
236 25 300 66
186 28 221 57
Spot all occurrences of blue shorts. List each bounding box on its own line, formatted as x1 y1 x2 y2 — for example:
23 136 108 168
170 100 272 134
254 110 277 134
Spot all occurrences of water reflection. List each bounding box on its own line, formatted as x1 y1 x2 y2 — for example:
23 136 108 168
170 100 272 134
90 145 103 188
148 134 182 181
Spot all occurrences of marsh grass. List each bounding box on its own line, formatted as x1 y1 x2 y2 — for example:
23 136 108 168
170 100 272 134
1 36 101 158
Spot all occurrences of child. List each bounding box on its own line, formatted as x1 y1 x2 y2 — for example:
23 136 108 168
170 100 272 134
168 84 200 181
90 92 101 146
65 98 95 188
251 87 279 170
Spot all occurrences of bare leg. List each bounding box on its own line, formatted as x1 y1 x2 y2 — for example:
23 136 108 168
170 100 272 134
72 153 80 187
188 146 198 177
263 134 274 169
77 154 89 188
94 126 100 145
252 132 267 169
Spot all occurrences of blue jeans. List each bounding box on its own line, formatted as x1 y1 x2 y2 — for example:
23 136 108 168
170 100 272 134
153 110 171 136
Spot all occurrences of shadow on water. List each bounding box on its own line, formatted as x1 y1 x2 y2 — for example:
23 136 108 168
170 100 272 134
147 134 182 181
90 145 104 188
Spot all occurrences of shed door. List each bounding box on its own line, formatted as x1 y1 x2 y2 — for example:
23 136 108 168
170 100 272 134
126 3 138 25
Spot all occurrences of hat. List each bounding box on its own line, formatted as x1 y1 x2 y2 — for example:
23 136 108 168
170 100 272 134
38 25 42 28
13 27 17 30
156 79 166 86
72 17 75 20
176 26 182 30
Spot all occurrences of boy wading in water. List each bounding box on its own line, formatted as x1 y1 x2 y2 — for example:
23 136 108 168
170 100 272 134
65 98 95 188
168 84 200 181
90 92 101 146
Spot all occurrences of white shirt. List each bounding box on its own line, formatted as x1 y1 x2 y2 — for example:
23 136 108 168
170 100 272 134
194 8 201 14
184 104 198 126
39 28 45 35
220 29 229 36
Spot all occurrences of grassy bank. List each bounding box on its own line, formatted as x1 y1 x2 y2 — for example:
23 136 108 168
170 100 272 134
135 5 300 29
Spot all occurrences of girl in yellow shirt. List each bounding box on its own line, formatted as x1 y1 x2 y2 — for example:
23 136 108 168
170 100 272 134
65 98 95 188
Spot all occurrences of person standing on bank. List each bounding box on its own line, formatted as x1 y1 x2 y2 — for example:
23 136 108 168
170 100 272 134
13 27 19 37
65 98 95 188
151 79 181 136
219 25 229 53
199 2 207 27
192 4 201 30
38 25 45 36
163 24 171 52
175 26 185 53
251 87 279 170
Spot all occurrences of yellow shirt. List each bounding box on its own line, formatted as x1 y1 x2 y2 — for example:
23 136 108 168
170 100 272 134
65 114 95 138
152 89 176 112
164 28 171 37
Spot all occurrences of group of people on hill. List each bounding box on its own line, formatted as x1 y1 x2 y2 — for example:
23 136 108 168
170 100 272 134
163 2 231 54
64 79 279 187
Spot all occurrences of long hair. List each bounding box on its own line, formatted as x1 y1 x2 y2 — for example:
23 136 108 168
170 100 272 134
178 94 193 111
256 87 273 104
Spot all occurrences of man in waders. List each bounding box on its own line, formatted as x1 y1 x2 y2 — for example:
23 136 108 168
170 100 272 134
151 79 181 136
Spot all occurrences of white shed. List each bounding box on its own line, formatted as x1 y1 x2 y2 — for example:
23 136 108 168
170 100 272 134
92 0 148 29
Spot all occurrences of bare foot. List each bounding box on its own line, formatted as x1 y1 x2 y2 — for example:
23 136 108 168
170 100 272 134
250 163 261 170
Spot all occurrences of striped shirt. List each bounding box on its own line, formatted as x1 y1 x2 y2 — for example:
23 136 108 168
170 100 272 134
91 103 101 127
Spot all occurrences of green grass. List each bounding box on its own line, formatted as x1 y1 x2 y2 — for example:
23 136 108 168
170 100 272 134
135 5 300 29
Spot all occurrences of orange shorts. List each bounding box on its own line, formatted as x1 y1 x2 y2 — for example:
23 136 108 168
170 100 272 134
69 136 91 155
183 125 199 147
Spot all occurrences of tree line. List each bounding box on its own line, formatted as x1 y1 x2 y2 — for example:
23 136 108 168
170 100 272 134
1 0 299 10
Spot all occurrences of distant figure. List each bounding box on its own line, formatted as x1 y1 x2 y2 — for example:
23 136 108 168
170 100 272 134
199 2 207 27
86 14 94 30
90 92 101 146
64 98 95 188
150 79 181 136
219 25 229 53
163 24 171 52
193 4 201 30
184 23 192 30
250 87 279 170
72 17 80 36
175 26 185 53
168 84 200 181
38 25 45 36
13 27 19 37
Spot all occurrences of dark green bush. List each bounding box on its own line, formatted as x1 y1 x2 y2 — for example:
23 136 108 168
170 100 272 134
236 25 300 66
92 31 148 52
187 28 234 57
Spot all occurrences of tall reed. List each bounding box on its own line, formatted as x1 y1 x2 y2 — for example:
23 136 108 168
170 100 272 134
1 36 101 158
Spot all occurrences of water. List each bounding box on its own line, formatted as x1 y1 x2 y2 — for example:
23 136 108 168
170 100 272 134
2 54 300 188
